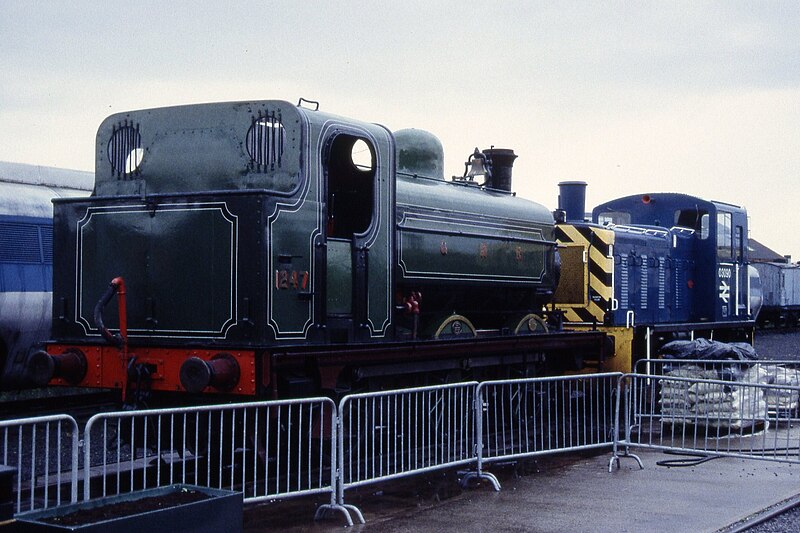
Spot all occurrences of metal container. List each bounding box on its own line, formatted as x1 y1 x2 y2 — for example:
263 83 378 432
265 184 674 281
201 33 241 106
13 485 242 533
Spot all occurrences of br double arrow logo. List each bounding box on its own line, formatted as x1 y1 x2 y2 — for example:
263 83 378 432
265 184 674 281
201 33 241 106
719 280 730 303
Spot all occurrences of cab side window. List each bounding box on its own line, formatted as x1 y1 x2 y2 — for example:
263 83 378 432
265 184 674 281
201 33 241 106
326 135 375 239
716 212 732 259
735 225 744 262
675 209 709 239
597 211 630 226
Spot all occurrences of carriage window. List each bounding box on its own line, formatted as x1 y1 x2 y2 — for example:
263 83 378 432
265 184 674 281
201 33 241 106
326 134 375 238
717 212 732 259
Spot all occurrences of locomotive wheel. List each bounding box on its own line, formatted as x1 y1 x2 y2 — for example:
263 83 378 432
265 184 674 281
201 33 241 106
424 314 478 340
507 313 549 335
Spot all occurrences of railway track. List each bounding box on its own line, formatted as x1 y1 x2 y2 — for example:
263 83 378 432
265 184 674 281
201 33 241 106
0 388 119 423
721 493 800 532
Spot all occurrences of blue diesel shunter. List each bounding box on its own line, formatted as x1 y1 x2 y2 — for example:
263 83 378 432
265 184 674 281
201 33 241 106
554 182 761 372
596 192 758 324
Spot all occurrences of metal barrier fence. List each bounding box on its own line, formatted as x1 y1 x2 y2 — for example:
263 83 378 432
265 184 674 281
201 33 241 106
611 373 800 470
1 377 623 523
332 381 478 522
635 359 800 422
82 397 357 523
464 373 621 489
21 370 799 524
636 358 800 380
0 415 79 514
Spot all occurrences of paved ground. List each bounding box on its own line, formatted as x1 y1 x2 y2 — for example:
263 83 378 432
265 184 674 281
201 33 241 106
244 449 800 532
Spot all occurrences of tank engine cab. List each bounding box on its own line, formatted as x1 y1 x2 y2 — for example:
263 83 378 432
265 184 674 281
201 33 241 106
554 182 761 372
27 99 597 403
28 100 396 400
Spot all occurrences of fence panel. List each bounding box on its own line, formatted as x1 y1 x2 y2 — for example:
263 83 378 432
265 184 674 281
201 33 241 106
337 382 478 494
612 373 800 469
464 373 621 488
82 398 353 519
636 359 800 423
0 415 79 515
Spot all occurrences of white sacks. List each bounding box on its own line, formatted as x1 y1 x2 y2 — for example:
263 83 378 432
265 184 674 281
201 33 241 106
658 365 769 430
686 382 767 429
761 365 800 411
659 366 717 418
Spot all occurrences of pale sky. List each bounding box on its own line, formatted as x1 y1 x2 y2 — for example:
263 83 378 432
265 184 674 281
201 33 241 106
2 1 799 258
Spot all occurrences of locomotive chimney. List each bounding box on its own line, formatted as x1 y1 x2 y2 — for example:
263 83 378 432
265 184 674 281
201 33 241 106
558 181 588 223
483 148 517 192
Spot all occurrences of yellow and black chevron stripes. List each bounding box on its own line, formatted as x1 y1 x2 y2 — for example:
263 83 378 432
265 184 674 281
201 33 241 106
562 301 606 323
555 224 615 324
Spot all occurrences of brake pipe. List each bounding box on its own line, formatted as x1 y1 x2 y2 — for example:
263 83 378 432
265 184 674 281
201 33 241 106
93 277 130 400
